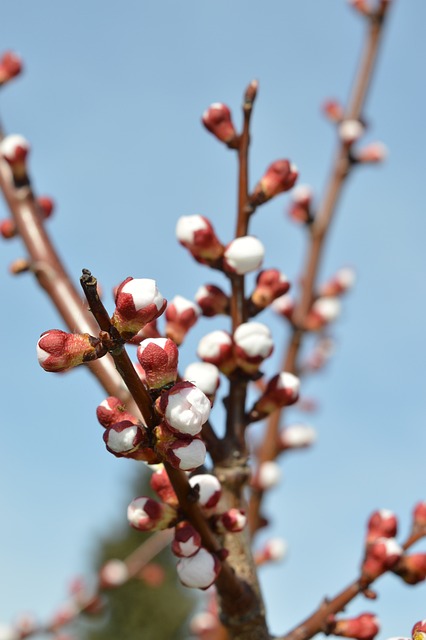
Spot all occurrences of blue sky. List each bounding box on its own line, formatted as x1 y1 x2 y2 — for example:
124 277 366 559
0 1 425 638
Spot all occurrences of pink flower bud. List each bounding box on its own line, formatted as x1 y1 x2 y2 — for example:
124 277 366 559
103 420 145 457
154 423 207 471
303 337 335 372
202 103 238 146
111 277 166 337
366 510 398 544
393 553 426 585
127 496 177 532
252 269 290 309
176 215 224 264
223 236 265 275
356 142 388 164
165 296 200 345
255 538 288 565
320 267 356 297
250 160 298 205
0 134 30 186
288 185 314 225
172 521 202 557
252 461 281 490
99 559 129 588
412 621 426 640
136 338 179 389
361 537 403 580
158 381 211 436
0 219 16 239
96 396 138 428
304 297 341 331
322 99 344 122
195 284 229 317
37 329 107 372
184 362 221 402
150 466 178 507
348 0 371 17
272 294 295 320
331 614 380 640
0 51 22 85
279 423 316 450
190 612 218 636
37 195 55 219
176 548 221 589
413 502 426 528
197 330 235 374
215 508 247 533
233 322 274 373
188 474 222 510
338 119 365 144
253 372 300 417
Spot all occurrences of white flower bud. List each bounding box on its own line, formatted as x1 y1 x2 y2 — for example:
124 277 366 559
255 461 282 489
234 322 274 359
176 548 220 589
162 383 211 436
189 474 222 509
224 236 265 275
100 559 129 587
184 362 220 397
176 215 208 244
338 119 365 144
280 424 316 449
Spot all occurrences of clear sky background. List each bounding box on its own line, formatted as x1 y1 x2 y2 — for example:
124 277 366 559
0 1 425 638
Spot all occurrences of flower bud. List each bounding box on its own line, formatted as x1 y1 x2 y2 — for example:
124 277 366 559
176 215 224 264
189 612 218 636
356 142 388 164
96 396 138 428
103 420 145 457
154 423 207 471
320 267 356 297
127 496 177 532
348 0 371 17
176 548 221 589
202 103 238 146
304 297 341 331
0 219 17 239
288 185 314 224
195 284 229 317
250 160 298 205
413 502 426 528
252 372 300 417
184 362 220 403
361 537 403 580
338 119 365 144
322 99 344 122
197 329 235 374
165 295 200 345
37 329 107 372
303 337 335 372
0 51 22 86
99 559 129 588
214 509 247 533
172 521 202 558
279 423 316 451
252 461 281 490
37 195 55 219
111 277 166 338
188 474 222 510
255 538 288 565
137 338 179 389
393 553 426 585
150 465 178 507
158 382 211 436
330 613 380 640
233 322 274 373
251 269 290 309
0 134 30 187
272 294 295 321
223 236 265 276
366 510 398 544
412 621 426 640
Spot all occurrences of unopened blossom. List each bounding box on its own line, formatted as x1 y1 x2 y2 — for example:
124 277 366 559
103 420 145 457
150 466 178 507
288 184 314 224
304 297 341 331
96 396 138 428
348 0 371 17
0 51 22 85
37 195 55 219
279 423 316 450
158 381 211 436
393 553 426 585
165 295 201 345
272 294 295 320
357 142 388 164
202 103 238 146
413 501 426 528
154 422 207 471
172 521 202 558
366 510 398 544
214 508 247 533
184 362 221 403
322 99 344 122
0 219 16 239
330 613 380 640
189 474 222 510
0 134 30 186
255 538 288 566
252 371 300 417
320 267 356 297
195 284 229 317
361 537 403 580
339 119 365 144
9 258 30 275
223 236 265 275
233 322 274 373
176 548 221 590
303 337 335 372
197 329 235 374
412 621 426 640
37 329 106 372
250 160 298 206
189 612 218 636
111 277 166 337
251 269 290 309
127 496 177 532
176 215 224 264
252 461 281 490
137 338 179 389
99 559 129 588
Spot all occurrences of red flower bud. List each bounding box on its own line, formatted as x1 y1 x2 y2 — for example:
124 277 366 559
37 195 55 219
172 521 202 558
176 215 224 264
0 219 17 239
137 338 179 389
366 510 398 544
320 267 356 297
165 295 200 345
348 0 371 17
0 51 22 85
322 99 344 122
356 142 388 164
413 502 426 528
195 284 229 317
154 423 207 472
127 496 177 532
96 396 138 428
252 372 300 418
213 508 247 533
361 537 403 580
330 613 380 640
272 294 295 320
250 160 298 206
202 103 238 146
288 185 314 224
393 553 426 585
251 269 290 309
304 297 341 331
150 466 178 507
37 329 106 372
0 134 30 186
111 277 166 338
412 620 426 640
